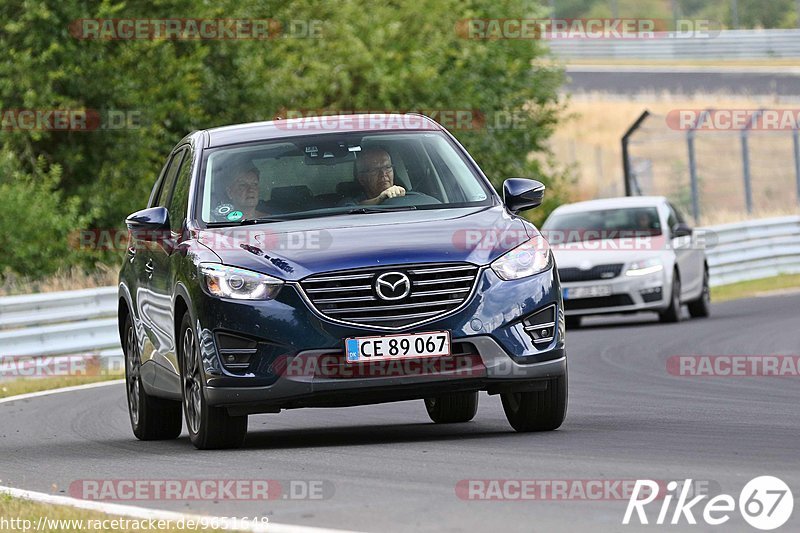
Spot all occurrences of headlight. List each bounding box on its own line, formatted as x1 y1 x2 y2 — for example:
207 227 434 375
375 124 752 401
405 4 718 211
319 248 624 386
199 263 283 300
625 257 664 277
491 236 552 281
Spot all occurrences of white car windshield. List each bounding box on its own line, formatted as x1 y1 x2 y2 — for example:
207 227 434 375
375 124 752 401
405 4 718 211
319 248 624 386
543 207 663 241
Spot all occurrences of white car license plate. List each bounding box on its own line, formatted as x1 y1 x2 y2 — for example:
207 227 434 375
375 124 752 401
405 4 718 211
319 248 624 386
345 331 451 363
563 285 613 299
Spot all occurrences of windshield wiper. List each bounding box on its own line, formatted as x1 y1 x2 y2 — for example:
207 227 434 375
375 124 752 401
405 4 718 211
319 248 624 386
204 217 290 227
238 216 297 225
346 206 417 214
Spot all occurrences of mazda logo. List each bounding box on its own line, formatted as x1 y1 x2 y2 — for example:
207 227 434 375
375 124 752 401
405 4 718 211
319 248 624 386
375 272 411 301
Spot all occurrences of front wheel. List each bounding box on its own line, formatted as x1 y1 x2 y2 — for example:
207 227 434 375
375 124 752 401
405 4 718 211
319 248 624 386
659 272 682 323
424 391 478 423
501 376 567 432
688 268 711 318
123 313 182 440
179 313 248 450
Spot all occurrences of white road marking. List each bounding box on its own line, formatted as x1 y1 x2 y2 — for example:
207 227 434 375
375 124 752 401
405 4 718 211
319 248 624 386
0 382 359 533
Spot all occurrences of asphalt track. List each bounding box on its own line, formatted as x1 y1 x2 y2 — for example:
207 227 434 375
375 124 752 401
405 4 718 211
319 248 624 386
1 293 798 532
564 65 800 97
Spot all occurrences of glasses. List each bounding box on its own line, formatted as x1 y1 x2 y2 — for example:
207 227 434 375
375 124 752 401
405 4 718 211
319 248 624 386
358 165 394 178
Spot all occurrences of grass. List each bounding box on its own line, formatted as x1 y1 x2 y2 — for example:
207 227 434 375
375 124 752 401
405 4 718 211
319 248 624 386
0 373 124 399
0 495 232 532
711 274 800 302
0 264 119 296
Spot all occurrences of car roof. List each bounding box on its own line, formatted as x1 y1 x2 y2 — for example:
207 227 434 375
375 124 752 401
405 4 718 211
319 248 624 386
203 113 443 148
550 196 668 215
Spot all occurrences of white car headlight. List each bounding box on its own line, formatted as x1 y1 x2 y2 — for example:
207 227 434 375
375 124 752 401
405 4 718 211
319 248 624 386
199 263 283 300
491 236 552 281
625 257 664 277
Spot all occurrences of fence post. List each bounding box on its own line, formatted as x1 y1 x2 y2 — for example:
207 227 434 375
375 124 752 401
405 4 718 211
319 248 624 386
740 132 753 214
793 128 800 205
621 110 650 197
740 109 763 215
686 109 711 222
687 129 700 221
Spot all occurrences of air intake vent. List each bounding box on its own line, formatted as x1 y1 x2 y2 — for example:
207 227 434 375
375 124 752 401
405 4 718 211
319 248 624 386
300 263 480 329
558 263 623 282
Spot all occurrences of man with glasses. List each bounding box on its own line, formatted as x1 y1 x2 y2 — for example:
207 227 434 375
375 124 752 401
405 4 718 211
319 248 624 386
353 148 406 205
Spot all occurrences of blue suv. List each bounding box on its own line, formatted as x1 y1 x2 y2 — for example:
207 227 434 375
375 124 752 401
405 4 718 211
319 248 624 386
118 114 567 449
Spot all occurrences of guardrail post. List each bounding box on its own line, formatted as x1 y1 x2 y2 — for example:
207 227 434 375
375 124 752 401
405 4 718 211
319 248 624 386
741 131 753 214
793 128 800 205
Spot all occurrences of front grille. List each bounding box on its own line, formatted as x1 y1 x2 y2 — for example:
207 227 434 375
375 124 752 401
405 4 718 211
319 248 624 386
564 294 634 311
558 263 624 282
300 263 480 329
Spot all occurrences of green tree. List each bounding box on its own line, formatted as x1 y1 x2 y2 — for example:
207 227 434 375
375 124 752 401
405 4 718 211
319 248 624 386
0 0 566 278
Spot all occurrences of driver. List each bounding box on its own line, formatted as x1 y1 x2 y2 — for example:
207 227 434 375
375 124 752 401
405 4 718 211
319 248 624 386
353 148 405 205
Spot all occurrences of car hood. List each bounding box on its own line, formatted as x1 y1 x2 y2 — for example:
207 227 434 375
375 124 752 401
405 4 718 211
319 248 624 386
196 206 532 281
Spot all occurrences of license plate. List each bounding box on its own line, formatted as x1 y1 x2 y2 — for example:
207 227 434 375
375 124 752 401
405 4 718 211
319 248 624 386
563 285 612 300
345 331 451 363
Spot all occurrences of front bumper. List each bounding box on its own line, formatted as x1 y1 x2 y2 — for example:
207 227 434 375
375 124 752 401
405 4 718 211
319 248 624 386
561 270 668 316
207 337 566 414
192 266 565 410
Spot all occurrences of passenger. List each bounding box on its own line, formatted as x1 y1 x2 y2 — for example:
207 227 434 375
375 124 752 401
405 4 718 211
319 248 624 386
635 210 654 231
215 163 269 221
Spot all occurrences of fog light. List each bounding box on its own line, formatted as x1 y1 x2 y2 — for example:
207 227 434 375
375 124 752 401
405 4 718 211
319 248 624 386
522 304 556 345
640 286 663 303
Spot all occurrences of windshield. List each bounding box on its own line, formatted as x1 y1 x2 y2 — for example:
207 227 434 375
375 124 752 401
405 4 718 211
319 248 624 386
197 131 493 225
543 206 663 241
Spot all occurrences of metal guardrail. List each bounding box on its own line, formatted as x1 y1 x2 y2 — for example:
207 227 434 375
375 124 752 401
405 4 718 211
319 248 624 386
1 216 798 357
703 216 800 287
548 29 800 60
0 287 120 358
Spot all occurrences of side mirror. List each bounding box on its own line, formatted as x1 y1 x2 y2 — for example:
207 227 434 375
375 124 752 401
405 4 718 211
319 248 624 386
126 206 170 242
503 178 545 214
672 222 693 238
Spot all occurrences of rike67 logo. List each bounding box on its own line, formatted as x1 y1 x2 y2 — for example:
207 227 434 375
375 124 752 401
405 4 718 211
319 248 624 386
624 476 793 530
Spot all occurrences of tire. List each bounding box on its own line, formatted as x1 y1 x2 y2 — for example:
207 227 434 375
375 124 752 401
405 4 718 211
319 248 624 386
688 267 711 318
659 271 682 323
179 313 248 450
424 391 478 423
122 313 182 441
565 316 581 329
501 375 567 432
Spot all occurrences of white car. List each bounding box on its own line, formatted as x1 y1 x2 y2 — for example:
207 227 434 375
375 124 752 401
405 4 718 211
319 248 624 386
542 196 710 327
